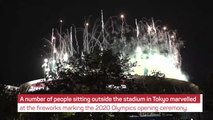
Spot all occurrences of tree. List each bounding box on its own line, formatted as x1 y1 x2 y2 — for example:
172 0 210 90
46 49 134 94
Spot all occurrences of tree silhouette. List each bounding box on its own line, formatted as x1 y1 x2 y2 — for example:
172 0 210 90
44 49 134 94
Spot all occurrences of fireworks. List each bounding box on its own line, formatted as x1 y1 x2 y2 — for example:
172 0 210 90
42 11 187 81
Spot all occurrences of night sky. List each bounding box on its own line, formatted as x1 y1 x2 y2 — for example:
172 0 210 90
1 0 212 85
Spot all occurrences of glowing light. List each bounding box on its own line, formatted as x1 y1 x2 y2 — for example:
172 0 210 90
130 50 187 80
53 48 57 53
44 58 48 63
120 14 124 19
52 36 56 40
45 68 50 72
60 20 63 23
86 23 89 26
147 26 152 32
163 26 167 30
63 53 69 62
171 35 175 39
52 60 56 64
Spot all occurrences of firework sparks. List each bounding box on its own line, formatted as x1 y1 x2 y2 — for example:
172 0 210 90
42 11 188 81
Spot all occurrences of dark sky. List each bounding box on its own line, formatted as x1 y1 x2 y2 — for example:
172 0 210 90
1 0 212 85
